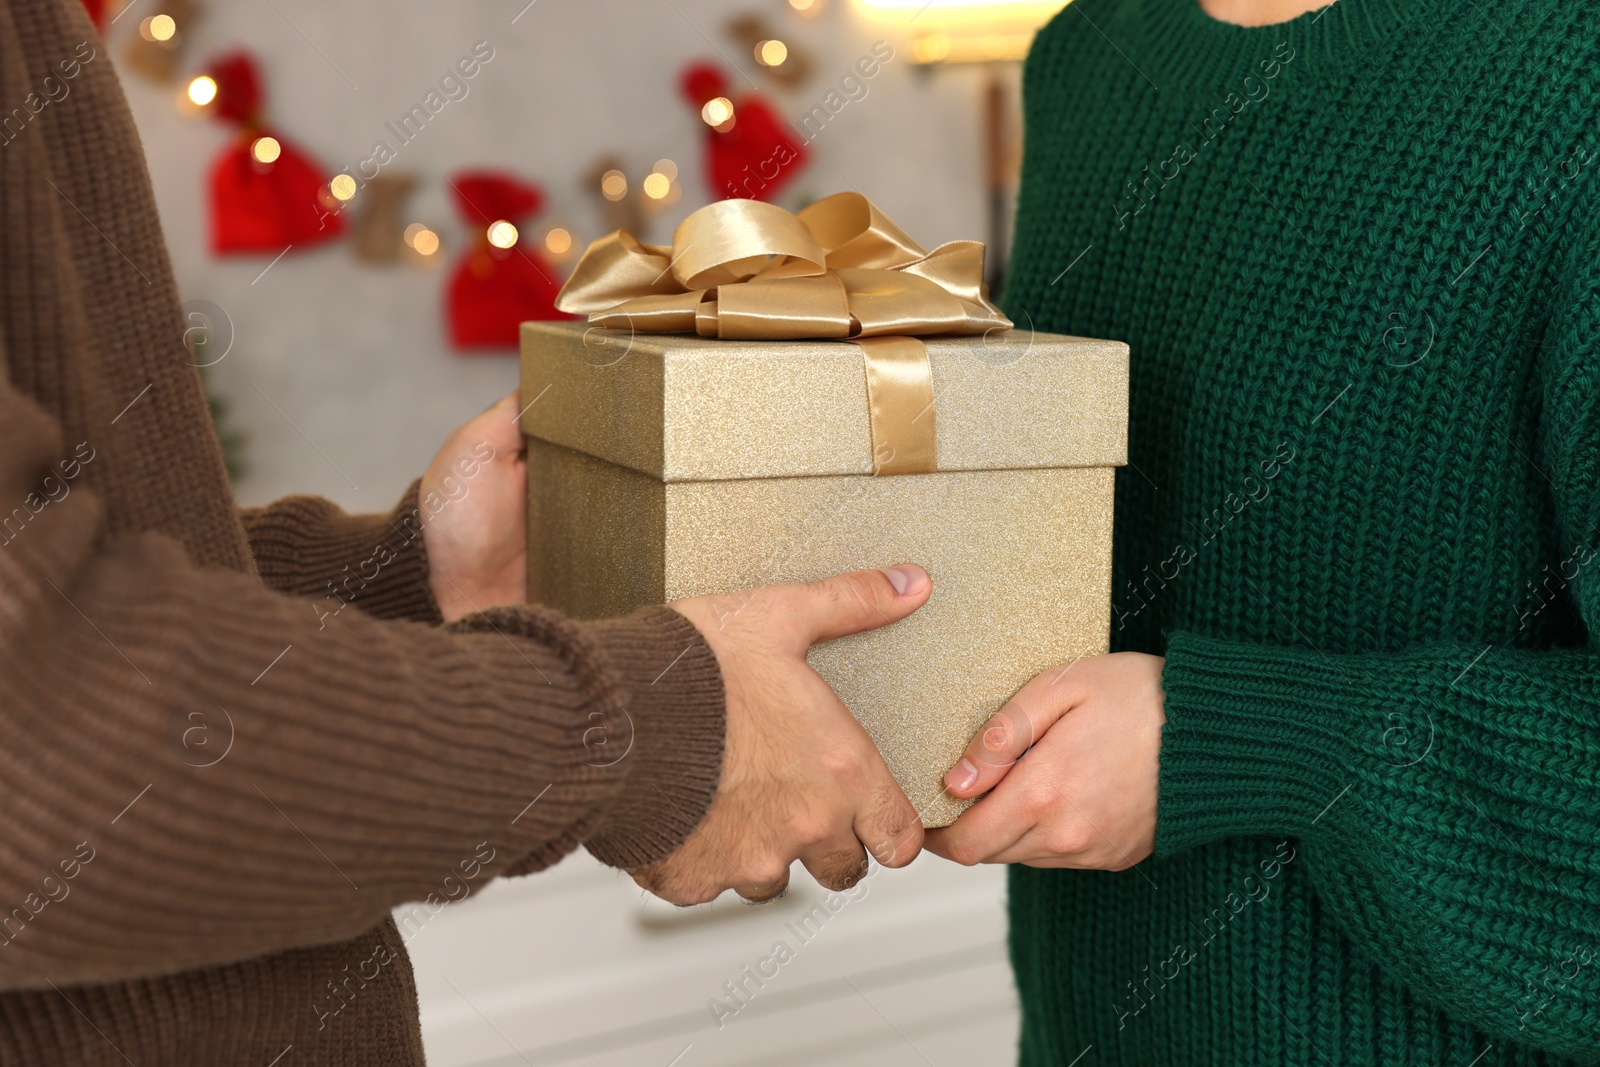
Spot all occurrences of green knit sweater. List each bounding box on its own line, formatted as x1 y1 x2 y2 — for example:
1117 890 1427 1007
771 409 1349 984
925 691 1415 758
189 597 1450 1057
1003 0 1600 1063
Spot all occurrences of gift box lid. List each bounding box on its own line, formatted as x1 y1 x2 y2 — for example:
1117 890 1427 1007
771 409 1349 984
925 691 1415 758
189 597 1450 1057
519 320 1128 482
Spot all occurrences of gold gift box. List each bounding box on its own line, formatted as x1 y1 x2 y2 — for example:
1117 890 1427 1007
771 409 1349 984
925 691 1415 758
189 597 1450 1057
521 320 1128 827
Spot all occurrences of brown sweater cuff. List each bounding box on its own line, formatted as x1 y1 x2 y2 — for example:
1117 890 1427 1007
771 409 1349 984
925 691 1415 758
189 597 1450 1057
240 479 443 626
580 605 727 870
443 602 725 874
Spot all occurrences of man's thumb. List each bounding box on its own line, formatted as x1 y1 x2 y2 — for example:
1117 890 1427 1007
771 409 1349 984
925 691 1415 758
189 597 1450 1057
787 565 931 646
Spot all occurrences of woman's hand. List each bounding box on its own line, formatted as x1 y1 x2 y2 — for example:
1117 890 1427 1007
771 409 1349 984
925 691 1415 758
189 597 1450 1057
924 652 1166 870
421 391 529 623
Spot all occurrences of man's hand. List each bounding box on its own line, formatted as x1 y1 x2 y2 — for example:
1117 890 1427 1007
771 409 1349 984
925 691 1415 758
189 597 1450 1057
422 392 528 623
924 652 1165 870
634 566 934 905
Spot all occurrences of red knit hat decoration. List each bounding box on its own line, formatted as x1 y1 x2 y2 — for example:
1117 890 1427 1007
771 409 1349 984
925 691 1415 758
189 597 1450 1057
446 171 568 352
679 60 808 202
201 52 346 255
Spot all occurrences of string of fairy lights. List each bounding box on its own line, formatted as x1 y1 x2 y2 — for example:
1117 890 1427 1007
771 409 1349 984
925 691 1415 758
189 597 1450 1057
179 65 698 262
138 12 178 42
155 0 829 262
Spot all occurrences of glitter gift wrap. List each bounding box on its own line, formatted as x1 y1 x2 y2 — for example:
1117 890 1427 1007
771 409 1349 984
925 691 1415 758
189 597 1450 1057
520 320 1128 827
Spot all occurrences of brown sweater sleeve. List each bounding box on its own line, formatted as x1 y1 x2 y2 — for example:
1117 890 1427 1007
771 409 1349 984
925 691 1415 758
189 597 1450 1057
0 382 725 991
239 481 444 625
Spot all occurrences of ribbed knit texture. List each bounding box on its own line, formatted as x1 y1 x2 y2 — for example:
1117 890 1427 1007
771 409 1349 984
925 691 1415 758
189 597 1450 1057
1004 0 1600 1064
0 0 726 1062
238 482 446 625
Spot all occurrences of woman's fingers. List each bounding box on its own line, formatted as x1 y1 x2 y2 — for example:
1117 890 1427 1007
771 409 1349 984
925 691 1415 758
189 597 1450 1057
986 827 1091 868
942 664 1081 799
924 783 1038 866
932 653 1164 871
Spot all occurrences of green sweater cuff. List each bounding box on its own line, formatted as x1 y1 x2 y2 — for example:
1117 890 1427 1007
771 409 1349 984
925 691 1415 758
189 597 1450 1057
1154 631 1356 858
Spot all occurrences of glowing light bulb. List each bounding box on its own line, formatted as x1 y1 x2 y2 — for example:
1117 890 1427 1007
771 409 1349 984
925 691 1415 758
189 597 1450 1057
788 0 817 10
486 220 518 249
187 76 218 106
545 227 572 255
251 136 282 164
600 169 628 201
642 173 671 200
653 158 678 181
757 40 789 66
141 14 176 41
700 97 734 127
913 34 952 63
329 174 357 201
412 228 440 256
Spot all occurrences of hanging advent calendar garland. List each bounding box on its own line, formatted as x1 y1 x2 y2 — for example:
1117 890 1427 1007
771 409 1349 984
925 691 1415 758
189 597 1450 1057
446 171 568 352
680 61 808 202
196 52 345 255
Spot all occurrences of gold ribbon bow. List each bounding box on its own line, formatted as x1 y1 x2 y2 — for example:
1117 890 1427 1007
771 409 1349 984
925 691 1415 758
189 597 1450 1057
555 192 1011 475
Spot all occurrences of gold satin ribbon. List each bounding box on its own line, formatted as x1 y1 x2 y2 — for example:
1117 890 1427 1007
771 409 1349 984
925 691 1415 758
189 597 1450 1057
555 192 1011 475
853 336 937 476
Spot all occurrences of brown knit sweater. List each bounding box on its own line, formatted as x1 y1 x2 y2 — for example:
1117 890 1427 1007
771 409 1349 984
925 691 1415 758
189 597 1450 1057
0 1 727 1062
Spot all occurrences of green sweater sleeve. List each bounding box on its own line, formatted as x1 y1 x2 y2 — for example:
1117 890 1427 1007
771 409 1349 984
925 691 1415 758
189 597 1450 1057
1154 217 1600 1060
